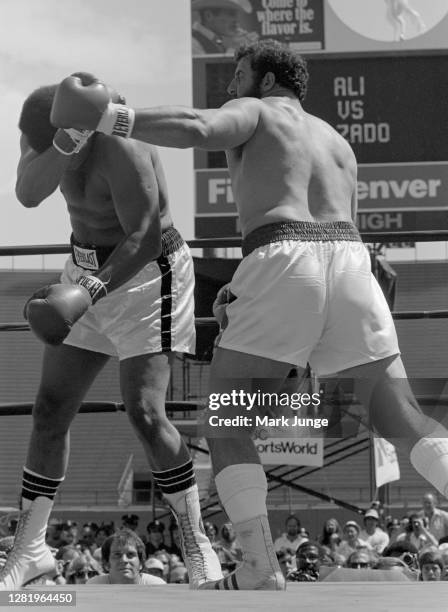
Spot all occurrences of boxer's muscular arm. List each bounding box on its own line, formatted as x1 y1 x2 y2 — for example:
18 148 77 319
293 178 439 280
16 134 71 207
131 98 261 151
51 76 260 150
91 138 162 292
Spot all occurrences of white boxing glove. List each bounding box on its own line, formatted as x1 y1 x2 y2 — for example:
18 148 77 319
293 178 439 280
52 127 94 155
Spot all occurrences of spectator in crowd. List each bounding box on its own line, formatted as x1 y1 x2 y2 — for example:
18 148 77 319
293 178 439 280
335 521 371 561
143 557 166 582
274 514 308 554
214 523 243 574
153 551 172 582
385 517 402 544
369 501 386 529
56 544 80 571
145 520 169 556
287 541 325 582
399 515 410 534
0 537 14 572
94 525 113 550
87 528 165 585
276 550 295 579
319 518 342 555
396 513 438 551
191 0 255 56
359 508 389 554
170 565 188 584
121 514 140 535
382 540 419 575
168 519 183 560
346 548 376 569
438 547 448 580
65 554 101 584
418 549 444 582
204 521 219 546
92 524 114 564
79 523 98 555
419 492 448 543
59 521 78 548
46 518 63 549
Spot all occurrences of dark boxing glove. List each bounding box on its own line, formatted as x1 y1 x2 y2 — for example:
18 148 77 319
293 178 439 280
24 276 107 346
50 73 134 138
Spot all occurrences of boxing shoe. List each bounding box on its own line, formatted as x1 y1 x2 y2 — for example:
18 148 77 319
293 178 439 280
199 515 286 590
171 490 223 589
0 497 56 590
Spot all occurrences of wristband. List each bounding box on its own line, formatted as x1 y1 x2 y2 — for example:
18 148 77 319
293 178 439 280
96 103 135 138
77 275 107 303
53 128 93 155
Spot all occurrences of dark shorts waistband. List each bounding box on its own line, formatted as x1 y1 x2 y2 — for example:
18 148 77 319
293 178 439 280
241 221 362 257
71 226 185 270
160 226 185 258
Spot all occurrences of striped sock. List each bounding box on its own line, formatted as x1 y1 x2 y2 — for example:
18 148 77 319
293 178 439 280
21 467 65 510
152 460 197 513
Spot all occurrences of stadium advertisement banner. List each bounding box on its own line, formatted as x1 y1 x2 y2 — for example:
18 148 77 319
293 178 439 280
241 0 324 49
195 164 448 236
254 434 324 466
325 0 448 53
191 0 324 57
356 163 448 211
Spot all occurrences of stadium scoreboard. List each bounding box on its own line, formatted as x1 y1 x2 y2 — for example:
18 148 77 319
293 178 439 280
193 52 448 237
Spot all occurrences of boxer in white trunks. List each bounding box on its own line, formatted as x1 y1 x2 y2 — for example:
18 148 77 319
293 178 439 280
0 74 222 590
49 41 448 591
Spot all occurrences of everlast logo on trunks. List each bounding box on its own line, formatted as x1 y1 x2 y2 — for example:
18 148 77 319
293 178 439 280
72 245 99 270
112 109 131 137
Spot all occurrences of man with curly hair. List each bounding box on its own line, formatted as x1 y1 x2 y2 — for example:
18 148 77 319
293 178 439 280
51 38 448 592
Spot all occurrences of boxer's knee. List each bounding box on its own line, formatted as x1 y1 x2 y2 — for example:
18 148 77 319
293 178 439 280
126 395 171 440
33 390 78 436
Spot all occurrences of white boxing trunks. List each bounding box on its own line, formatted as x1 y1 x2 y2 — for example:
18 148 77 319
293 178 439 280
218 221 399 375
62 227 195 361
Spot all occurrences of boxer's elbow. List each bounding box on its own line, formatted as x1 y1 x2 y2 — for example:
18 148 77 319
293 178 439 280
15 182 42 208
15 175 55 207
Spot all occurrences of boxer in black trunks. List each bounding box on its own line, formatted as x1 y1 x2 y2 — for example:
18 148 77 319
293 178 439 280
0 75 221 590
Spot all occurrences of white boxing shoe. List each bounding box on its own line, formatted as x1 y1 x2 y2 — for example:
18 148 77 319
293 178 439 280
199 515 286 590
173 490 223 589
0 497 56 590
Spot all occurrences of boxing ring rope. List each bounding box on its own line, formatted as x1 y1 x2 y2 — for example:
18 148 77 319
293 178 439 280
1 230 448 333
1 230 447 514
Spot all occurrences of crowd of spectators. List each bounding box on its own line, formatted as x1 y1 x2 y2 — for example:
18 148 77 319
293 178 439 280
272 492 448 583
1 491 448 586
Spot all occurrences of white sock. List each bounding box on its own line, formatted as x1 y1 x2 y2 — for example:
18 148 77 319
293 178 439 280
215 463 267 524
410 425 448 497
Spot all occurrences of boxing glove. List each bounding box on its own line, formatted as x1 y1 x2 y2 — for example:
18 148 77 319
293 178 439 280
52 127 93 155
24 276 107 345
212 283 232 330
50 74 134 138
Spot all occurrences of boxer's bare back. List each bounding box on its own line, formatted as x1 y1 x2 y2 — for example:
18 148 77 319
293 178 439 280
227 96 358 236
